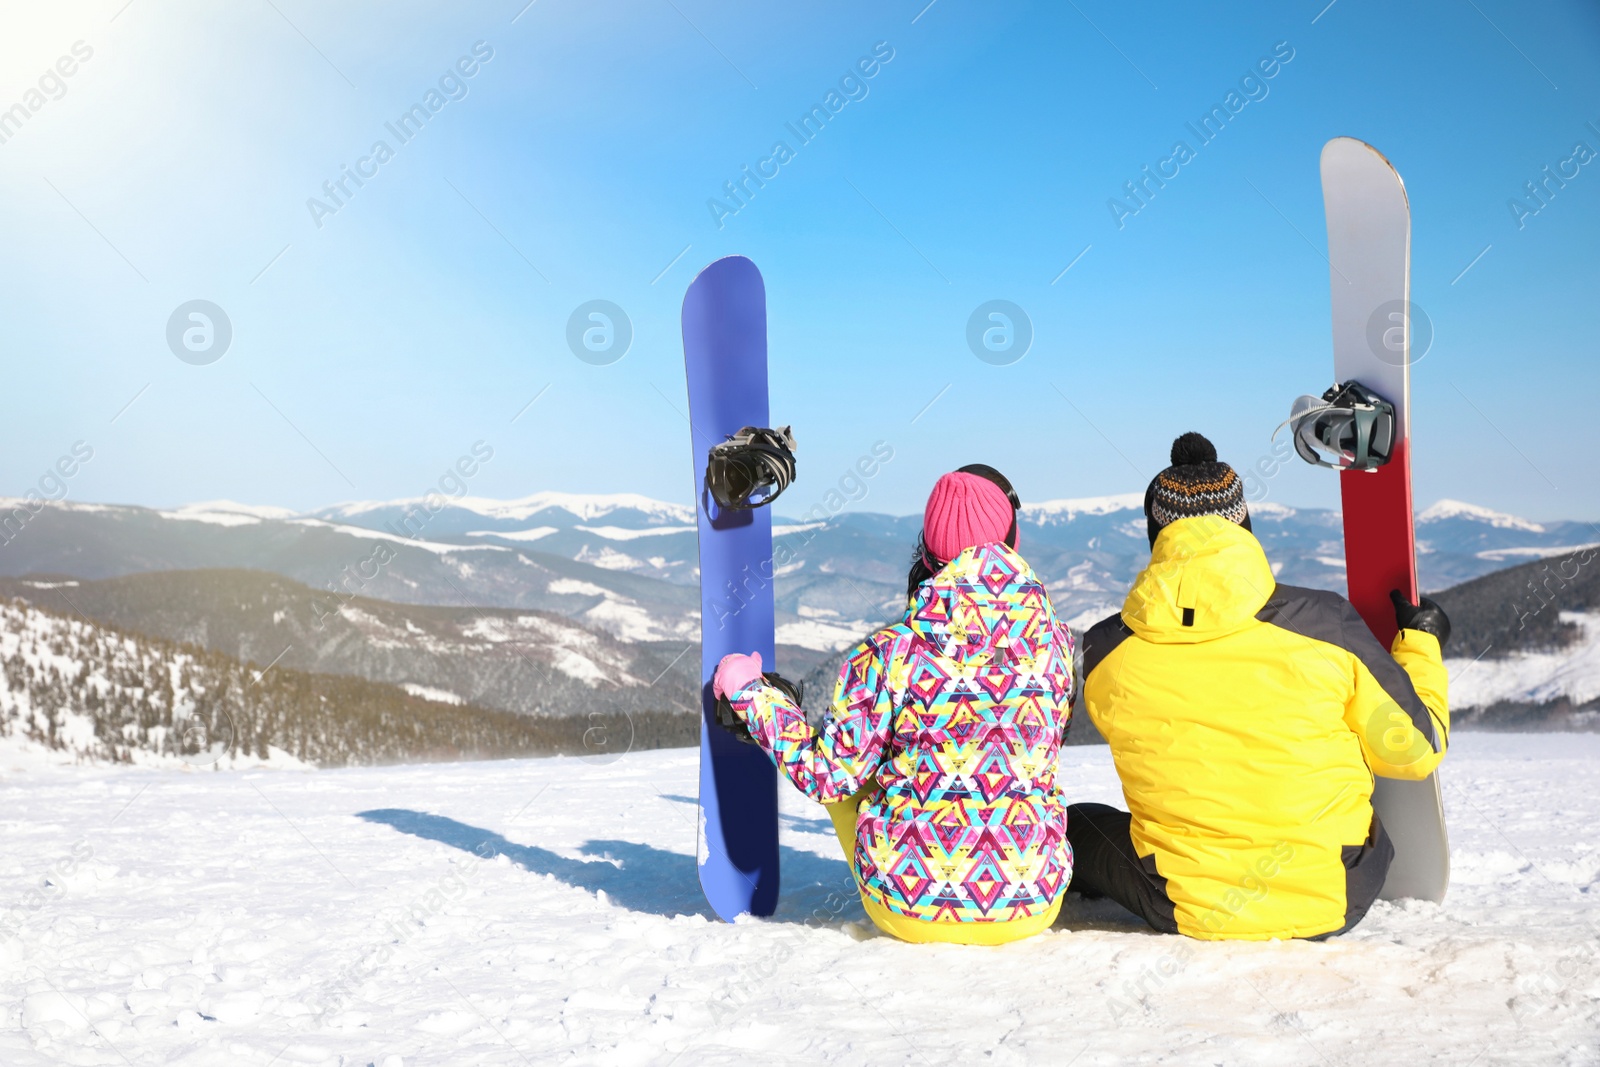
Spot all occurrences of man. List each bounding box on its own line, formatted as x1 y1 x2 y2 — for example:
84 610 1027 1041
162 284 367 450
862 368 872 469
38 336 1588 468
1070 432 1450 940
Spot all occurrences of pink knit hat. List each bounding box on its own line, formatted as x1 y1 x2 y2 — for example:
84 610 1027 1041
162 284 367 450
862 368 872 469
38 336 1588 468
922 471 1016 565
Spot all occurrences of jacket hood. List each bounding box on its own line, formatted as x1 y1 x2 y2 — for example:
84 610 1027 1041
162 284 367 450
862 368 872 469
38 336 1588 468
905 541 1059 666
1121 516 1276 644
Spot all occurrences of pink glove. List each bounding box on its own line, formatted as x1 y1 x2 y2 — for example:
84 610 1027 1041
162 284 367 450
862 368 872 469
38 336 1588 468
712 652 764 699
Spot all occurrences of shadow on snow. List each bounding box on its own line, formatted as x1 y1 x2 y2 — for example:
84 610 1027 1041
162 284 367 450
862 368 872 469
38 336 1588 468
357 807 860 925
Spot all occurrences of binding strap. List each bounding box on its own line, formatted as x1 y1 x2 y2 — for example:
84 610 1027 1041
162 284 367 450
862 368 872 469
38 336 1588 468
705 425 797 510
1276 380 1397 472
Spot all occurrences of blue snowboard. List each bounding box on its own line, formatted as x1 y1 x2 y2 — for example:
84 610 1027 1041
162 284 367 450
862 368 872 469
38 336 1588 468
681 255 781 920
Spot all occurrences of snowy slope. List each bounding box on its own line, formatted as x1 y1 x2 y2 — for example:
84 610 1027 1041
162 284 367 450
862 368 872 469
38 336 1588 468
2 735 1596 1065
1447 611 1600 714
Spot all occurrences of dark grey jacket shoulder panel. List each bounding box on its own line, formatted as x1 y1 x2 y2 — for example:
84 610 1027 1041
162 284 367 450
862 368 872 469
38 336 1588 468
1082 612 1136 680
1256 584 1439 751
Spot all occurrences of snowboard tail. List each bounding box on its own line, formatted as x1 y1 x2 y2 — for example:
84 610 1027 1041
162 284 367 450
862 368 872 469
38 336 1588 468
682 255 781 920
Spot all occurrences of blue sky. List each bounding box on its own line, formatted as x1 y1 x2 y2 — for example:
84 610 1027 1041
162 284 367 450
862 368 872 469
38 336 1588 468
1 0 1596 520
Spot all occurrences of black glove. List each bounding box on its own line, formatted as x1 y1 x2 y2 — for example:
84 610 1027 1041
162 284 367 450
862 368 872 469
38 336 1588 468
1390 589 1451 650
714 672 803 745
714 691 759 744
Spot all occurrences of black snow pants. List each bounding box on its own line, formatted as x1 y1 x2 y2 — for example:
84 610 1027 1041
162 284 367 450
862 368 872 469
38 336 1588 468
1063 802 1394 939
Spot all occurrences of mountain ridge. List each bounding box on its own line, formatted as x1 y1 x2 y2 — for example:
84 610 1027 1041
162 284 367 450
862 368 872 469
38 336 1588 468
4 492 1593 659
13 490 1583 528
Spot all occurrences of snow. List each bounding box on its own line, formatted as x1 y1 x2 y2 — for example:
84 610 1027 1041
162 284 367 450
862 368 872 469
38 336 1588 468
1023 493 1145 521
576 546 647 572
1 734 1596 1064
1417 499 1546 533
464 527 559 543
0 603 313 772
457 616 634 687
547 579 608 597
400 684 462 705
774 618 876 652
323 492 695 526
157 501 300 526
546 579 696 643
575 525 696 541
1447 611 1600 711
289 519 510 555
0 499 131 515
580 598 693 644
1477 543 1600 563
1064 600 1121 634
452 492 694 524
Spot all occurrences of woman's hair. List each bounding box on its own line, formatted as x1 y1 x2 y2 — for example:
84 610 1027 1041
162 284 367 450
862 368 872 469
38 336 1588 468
905 464 1021 599
905 540 936 600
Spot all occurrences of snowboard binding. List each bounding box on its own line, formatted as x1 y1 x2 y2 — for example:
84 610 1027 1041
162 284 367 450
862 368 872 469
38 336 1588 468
714 671 803 745
705 426 797 510
1279 380 1397 471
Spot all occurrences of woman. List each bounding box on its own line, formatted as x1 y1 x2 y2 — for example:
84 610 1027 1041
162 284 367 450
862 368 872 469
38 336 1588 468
714 466 1076 944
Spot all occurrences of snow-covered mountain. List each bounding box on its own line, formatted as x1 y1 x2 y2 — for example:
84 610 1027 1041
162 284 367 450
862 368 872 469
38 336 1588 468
2 490 1593 646
0 496 709 646
1434 547 1600 726
307 493 704 585
0 569 724 730
0 496 887 652
0 594 623 769
315 491 696 527
295 489 1596 606
1 491 1596 734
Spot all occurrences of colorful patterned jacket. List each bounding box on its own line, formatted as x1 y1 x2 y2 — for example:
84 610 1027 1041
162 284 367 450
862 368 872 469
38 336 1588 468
729 542 1076 926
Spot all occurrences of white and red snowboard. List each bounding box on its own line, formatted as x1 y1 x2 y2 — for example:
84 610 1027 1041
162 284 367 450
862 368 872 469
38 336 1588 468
1320 136 1450 903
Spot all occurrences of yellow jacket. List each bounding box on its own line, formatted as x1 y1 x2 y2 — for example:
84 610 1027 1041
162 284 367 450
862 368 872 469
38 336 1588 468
1082 516 1448 940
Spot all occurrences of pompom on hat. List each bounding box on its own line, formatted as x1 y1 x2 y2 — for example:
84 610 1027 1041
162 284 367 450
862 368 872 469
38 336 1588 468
1144 432 1251 547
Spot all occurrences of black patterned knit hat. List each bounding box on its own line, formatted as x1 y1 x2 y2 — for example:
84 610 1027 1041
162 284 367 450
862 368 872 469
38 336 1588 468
1144 432 1252 547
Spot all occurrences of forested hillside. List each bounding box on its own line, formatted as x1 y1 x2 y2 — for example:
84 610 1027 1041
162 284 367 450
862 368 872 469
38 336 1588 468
0 597 689 767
